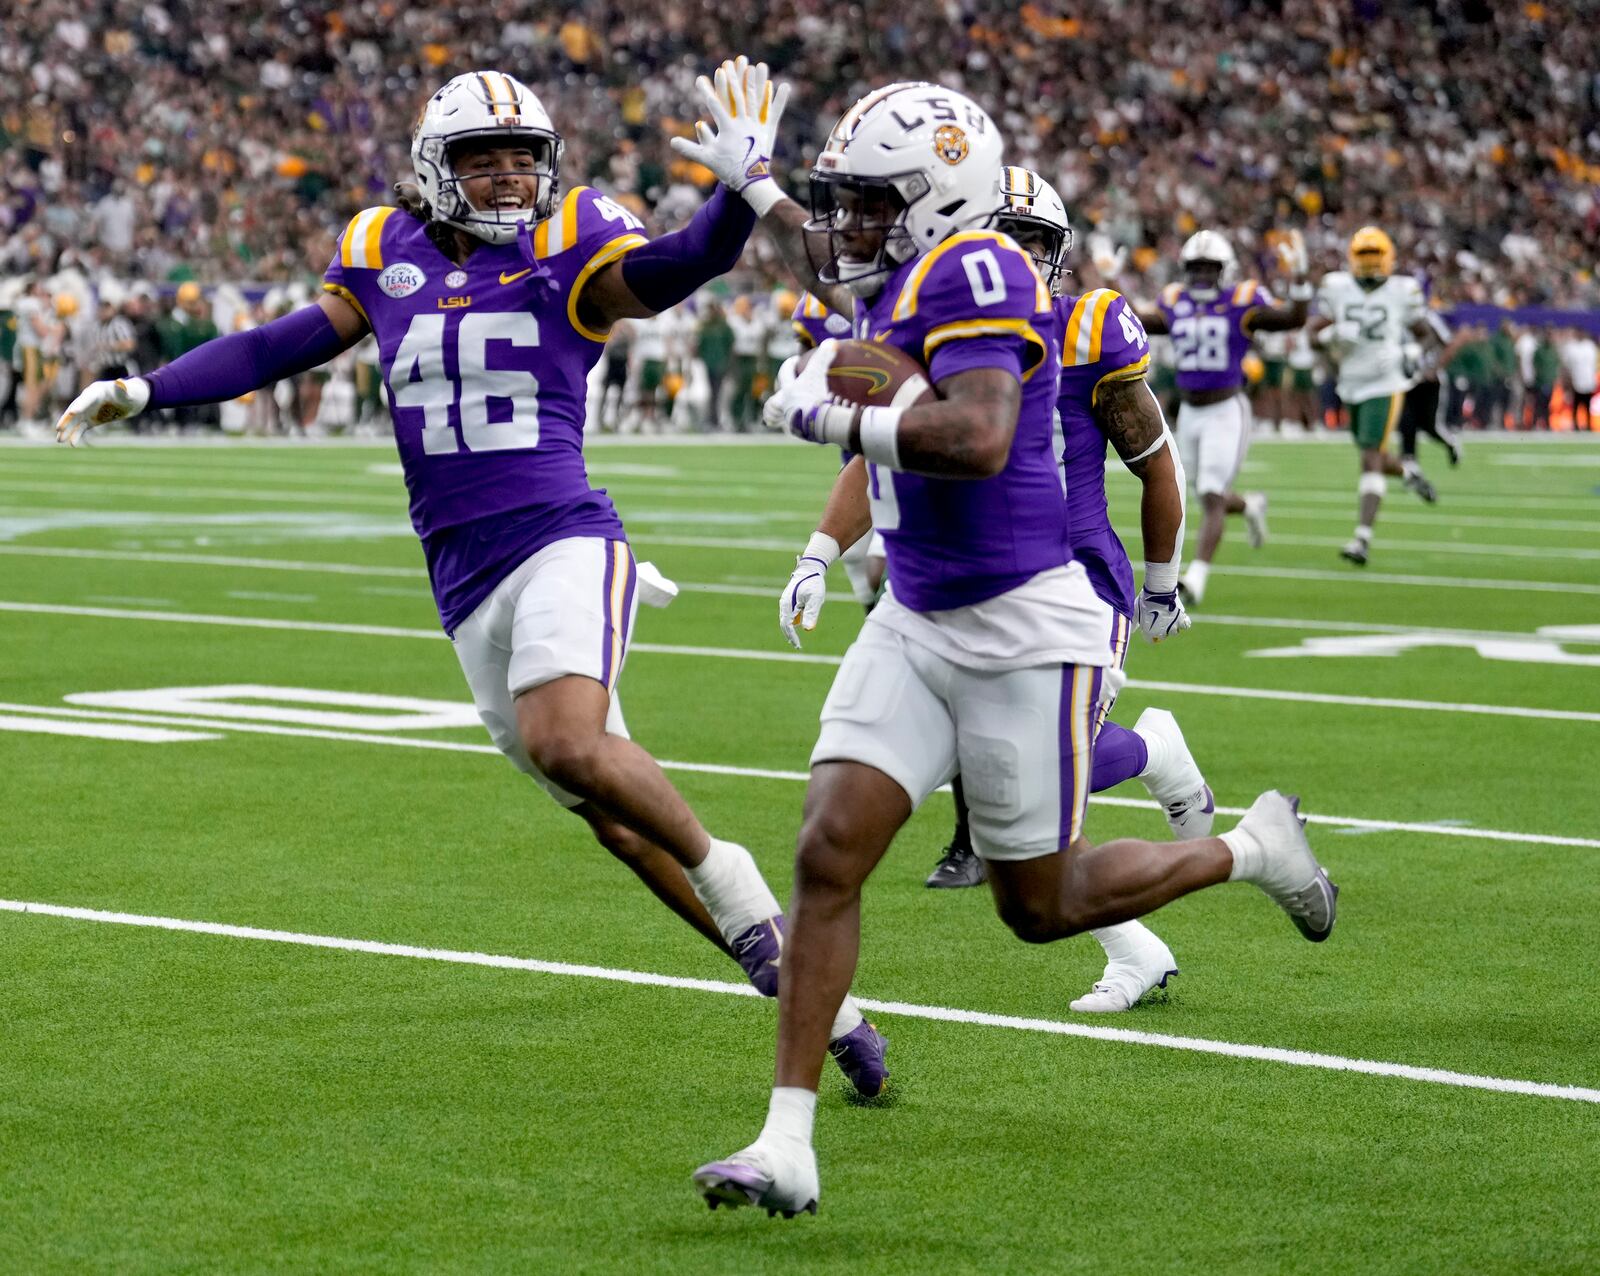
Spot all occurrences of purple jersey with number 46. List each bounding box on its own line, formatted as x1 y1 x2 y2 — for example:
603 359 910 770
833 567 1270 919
853 231 1066 612
323 187 649 633
1156 279 1272 394
1054 289 1152 617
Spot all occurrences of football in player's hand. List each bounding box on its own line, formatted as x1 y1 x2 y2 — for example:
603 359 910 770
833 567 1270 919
799 339 937 411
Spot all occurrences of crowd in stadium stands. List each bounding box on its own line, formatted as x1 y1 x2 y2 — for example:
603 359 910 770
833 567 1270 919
2 0 1597 434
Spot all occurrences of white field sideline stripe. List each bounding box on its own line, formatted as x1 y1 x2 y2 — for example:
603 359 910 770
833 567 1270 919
1206 563 1600 596
4 600 1597 723
7 700 1600 851
1265 534 1600 562
0 547 1586 641
3 897 1596 1106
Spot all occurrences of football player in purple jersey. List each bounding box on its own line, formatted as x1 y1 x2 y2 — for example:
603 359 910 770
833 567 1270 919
1131 230 1312 606
55 68 886 1093
678 69 1338 1216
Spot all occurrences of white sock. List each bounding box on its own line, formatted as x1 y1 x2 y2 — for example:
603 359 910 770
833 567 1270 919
759 1086 817 1147
829 999 863 1040
1091 922 1151 965
1182 558 1209 600
1221 822 1264 883
684 838 781 941
1136 721 1171 784
1354 524 1373 543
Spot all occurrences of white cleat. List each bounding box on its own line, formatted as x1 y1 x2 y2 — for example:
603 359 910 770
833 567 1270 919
1243 491 1269 549
693 1140 819 1218
1134 707 1216 839
1069 934 1179 1013
1231 791 1338 942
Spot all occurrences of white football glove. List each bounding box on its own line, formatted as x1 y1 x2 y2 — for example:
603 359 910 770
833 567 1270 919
779 558 830 649
1274 228 1308 276
763 339 845 441
1136 586 1192 643
57 376 150 446
668 56 790 198
1086 231 1127 279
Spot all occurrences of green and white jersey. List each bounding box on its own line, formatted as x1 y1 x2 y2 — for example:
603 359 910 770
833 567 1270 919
1315 270 1426 402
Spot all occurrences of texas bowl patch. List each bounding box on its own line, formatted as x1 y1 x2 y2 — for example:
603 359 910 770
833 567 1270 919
378 263 427 299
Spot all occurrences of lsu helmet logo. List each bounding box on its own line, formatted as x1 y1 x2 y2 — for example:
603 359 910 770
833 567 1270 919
933 125 969 165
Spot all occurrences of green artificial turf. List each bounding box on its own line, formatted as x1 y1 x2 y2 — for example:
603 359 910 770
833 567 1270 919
1 434 1597 1274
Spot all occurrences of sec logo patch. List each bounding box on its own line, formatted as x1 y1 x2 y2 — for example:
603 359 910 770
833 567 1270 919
378 263 427 298
445 270 468 289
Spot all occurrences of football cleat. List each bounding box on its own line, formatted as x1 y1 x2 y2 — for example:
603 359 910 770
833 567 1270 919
1445 431 1462 467
1165 784 1216 840
1231 791 1338 942
828 1020 889 1097
1133 708 1215 839
1070 934 1179 1013
926 840 986 888
1243 491 1269 549
1340 539 1369 566
1402 469 1438 503
730 916 783 997
694 1141 819 1217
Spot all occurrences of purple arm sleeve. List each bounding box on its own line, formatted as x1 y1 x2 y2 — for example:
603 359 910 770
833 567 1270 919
619 185 756 314
144 304 349 409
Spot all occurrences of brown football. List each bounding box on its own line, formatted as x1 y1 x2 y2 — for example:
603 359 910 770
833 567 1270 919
800 339 938 410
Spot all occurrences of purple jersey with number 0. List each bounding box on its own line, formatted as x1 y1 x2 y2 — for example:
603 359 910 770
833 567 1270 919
854 232 1067 612
1054 289 1151 616
323 188 649 633
1156 279 1271 394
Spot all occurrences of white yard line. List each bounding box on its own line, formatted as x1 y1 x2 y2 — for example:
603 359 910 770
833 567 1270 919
1263 534 1600 562
0 546 1592 638
1203 563 1600 596
1 600 1594 723
3 896 1595 1105
5 699 1597 850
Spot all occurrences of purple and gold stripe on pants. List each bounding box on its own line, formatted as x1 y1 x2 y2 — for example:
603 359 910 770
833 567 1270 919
1093 611 1132 735
598 540 638 692
1058 661 1103 849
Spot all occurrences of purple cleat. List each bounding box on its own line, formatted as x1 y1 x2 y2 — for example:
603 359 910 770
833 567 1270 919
829 1019 889 1097
730 916 783 997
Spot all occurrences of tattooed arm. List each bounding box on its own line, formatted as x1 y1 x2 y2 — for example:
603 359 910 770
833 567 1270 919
756 197 856 320
841 367 1020 480
1094 375 1183 567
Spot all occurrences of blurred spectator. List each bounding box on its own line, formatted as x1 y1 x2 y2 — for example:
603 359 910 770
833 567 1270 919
726 295 767 432
1561 329 1598 431
0 0 1594 312
1530 332 1564 430
696 300 734 432
156 281 220 430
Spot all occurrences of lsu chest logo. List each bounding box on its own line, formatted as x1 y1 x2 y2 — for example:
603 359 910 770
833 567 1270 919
377 263 427 299
933 125 969 165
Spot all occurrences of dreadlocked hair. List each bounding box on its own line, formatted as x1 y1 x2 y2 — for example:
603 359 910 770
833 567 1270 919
393 180 459 257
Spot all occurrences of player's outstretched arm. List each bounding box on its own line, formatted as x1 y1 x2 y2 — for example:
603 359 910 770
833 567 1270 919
1134 303 1169 336
777 455 872 649
56 293 366 446
1246 230 1313 333
669 57 853 319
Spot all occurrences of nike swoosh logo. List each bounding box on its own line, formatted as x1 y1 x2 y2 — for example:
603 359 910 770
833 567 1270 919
499 269 533 285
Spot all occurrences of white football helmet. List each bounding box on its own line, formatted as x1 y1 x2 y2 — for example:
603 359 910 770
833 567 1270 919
1179 229 1236 297
806 82 1004 296
411 71 564 246
994 166 1071 295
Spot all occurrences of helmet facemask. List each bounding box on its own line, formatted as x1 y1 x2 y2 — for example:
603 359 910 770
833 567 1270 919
805 170 931 297
995 213 1071 296
1183 259 1227 298
414 129 563 246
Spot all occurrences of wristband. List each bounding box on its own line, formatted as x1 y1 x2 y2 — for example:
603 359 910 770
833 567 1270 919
800 530 842 569
1143 561 1179 594
743 177 786 219
810 400 859 447
1287 280 1314 302
856 405 903 469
